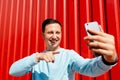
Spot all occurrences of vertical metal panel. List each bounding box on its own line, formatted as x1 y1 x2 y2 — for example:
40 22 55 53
0 0 120 80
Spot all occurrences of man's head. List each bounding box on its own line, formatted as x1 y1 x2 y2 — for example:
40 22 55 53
42 19 62 51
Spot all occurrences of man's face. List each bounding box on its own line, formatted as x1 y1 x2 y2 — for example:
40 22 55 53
42 23 62 51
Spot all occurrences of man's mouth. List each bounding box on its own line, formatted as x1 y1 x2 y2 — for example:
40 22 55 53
50 40 58 45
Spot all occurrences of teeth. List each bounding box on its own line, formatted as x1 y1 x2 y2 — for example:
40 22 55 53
51 40 56 43
49 38 58 45
50 40 57 44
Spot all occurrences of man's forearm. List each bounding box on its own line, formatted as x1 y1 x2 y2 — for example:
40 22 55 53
9 53 37 76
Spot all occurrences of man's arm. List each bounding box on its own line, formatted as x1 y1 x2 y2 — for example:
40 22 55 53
9 53 37 76
69 50 116 77
9 51 59 76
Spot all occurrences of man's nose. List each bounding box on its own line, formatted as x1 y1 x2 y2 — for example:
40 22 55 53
52 33 57 39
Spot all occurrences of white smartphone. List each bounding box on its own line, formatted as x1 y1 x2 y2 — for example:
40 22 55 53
84 21 101 36
84 21 101 57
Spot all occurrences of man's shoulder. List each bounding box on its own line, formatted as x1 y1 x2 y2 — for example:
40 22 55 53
60 48 76 53
60 48 71 51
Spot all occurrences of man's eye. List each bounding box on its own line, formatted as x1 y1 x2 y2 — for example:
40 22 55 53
56 32 60 34
48 32 53 34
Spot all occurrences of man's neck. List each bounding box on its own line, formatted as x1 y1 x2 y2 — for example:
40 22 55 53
47 46 61 51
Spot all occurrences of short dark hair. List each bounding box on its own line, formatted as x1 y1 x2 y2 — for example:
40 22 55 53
42 18 62 33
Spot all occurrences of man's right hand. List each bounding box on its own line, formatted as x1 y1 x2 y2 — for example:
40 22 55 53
35 51 59 63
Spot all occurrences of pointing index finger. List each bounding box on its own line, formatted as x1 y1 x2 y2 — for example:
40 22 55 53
52 51 60 55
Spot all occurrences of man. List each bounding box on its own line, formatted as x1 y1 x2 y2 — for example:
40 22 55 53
9 18 118 80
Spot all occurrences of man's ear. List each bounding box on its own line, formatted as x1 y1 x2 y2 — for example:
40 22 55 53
42 32 45 39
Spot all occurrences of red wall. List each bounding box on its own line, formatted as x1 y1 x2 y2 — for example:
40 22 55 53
0 0 120 80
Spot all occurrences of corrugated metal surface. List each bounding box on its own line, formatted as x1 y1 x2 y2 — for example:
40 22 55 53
0 0 120 80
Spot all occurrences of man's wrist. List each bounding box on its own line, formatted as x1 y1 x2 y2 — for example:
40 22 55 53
35 53 41 62
102 55 118 65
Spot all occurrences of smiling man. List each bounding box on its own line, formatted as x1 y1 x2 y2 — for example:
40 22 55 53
9 18 118 80
42 21 62 51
